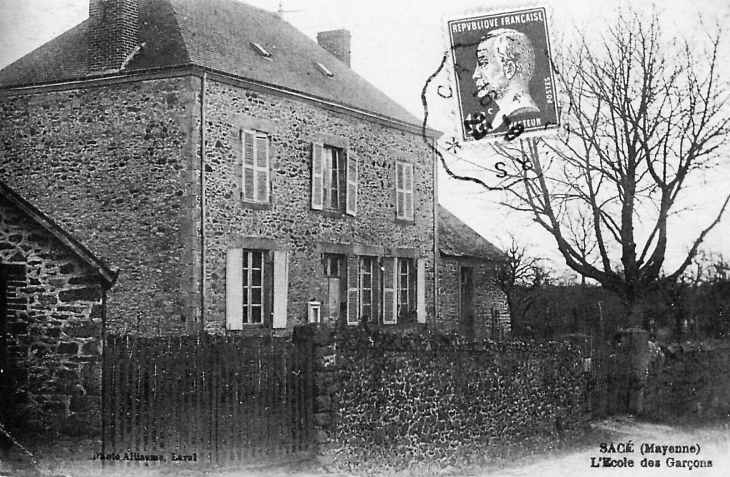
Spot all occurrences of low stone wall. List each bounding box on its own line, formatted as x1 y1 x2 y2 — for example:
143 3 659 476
643 340 730 422
308 325 587 473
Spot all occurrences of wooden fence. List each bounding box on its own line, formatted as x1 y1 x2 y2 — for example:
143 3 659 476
101 333 314 466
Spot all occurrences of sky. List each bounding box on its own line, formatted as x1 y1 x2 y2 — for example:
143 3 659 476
1 0 729 278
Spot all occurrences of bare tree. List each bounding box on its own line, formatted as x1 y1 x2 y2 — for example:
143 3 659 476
496 236 552 333
490 8 730 327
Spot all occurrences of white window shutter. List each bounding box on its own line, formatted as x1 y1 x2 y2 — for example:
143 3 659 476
242 131 256 201
395 162 402 218
416 258 426 323
255 134 270 203
311 142 324 210
405 164 414 220
272 250 288 329
226 248 244 330
382 257 397 325
346 151 358 216
346 255 359 325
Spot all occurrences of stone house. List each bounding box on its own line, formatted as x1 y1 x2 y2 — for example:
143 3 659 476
0 0 442 339
0 0 511 435
438 205 510 340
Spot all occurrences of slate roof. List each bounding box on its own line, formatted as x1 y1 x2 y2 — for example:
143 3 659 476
0 0 430 131
0 181 118 288
438 205 506 261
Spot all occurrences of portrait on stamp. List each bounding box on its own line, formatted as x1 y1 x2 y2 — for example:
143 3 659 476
447 7 560 142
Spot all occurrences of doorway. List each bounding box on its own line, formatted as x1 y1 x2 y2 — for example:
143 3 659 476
460 266 475 340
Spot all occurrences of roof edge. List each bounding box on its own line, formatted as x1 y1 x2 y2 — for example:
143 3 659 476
0 180 118 288
0 65 443 139
438 248 508 263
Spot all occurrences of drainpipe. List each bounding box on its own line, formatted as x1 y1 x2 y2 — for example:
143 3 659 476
199 72 207 332
432 136 439 331
100 288 107 463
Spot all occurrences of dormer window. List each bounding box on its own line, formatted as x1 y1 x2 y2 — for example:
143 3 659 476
250 42 272 59
315 62 334 78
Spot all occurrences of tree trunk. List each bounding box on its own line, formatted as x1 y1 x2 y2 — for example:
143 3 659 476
625 299 646 330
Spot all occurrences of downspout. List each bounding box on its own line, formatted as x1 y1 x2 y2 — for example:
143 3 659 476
100 287 107 466
200 72 207 332
432 137 439 331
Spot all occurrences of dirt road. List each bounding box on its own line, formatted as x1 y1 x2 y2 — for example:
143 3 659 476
481 417 730 477
2 417 728 476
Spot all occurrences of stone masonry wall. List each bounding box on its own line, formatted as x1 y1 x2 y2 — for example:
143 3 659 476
202 78 436 329
0 77 199 335
643 340 730 422
1 201 104 436
438 257 510 339
308 324 586 474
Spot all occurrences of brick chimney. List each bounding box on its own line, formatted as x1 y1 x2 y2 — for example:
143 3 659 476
316 29 351 67
89 0 139 72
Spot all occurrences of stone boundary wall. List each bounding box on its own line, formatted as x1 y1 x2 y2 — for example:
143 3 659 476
643 340 730 422
306 325 587 473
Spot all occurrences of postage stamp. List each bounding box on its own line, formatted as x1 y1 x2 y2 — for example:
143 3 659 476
446 7 560 143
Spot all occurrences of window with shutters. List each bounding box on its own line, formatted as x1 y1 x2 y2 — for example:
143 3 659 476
383 255 426 325
312 143 357 216
227 247 289 330
241 130 270 204
395 161 414 221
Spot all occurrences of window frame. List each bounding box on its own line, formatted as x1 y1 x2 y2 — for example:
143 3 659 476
241 249 266 326
359 256 375 322
241 129 271 205
311 141 357 216
323 253 347 323
323 145 344 212
396 257 416 320
395 160 415 221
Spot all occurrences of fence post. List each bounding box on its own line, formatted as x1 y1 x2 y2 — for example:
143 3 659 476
295 324 338 466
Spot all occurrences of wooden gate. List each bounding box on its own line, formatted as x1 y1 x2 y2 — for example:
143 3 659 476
101 333 314 466
588 339 632 418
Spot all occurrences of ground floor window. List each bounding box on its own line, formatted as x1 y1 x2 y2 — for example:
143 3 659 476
227 247 289 330
359 256 375 321
397 258 416 321
242 250 265 325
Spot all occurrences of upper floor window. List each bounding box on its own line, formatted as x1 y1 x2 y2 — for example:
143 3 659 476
242 130 270 204
395 161 414 220
324 146 343 210
312 143 357 216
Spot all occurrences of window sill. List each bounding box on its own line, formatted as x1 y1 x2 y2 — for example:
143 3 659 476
240 201 272 211
394 217 416 226
319 209 348 219
227 326 272 336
